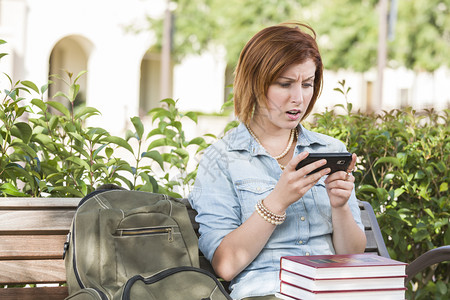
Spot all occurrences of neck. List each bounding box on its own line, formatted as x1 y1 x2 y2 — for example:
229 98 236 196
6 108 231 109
247 122 298 162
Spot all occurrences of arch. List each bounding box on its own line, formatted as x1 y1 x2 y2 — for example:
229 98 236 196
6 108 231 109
138 50 173 116
48 35 94 109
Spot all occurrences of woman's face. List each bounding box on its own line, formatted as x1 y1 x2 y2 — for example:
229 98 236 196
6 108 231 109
254 59 316 132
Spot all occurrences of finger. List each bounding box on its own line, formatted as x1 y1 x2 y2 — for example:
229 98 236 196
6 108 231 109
347 153 357 173
325 171 354 184
327 187 352 201
286 151 309 170
307 167 330 183
290 153 328 176
326 177 354 190
342 171 355 183
299 167 331 193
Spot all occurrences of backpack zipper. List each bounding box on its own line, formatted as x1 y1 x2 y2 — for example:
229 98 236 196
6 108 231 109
117 227 173 242
121 266 232 300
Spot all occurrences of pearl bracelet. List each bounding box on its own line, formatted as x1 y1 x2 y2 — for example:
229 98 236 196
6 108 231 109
255 199 286 225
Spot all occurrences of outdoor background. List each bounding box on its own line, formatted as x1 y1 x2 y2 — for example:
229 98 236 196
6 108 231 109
1 0 449 138
0 1 449 298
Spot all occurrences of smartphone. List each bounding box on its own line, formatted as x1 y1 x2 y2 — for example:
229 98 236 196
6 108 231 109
295 152 352 175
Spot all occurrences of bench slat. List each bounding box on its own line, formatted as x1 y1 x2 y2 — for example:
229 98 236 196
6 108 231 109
0 235 66 260
0 286 68 300
0 198 80 209
0 260 65 284
364 230 379 251
0 211 74 234
360 210 370 228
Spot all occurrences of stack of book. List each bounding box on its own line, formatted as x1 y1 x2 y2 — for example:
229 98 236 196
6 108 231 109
276 253 407 300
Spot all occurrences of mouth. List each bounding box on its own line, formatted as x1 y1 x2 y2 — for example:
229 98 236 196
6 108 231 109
286 109 301 120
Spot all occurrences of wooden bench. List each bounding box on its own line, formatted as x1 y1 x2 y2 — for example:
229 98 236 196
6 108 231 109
1 197 449 300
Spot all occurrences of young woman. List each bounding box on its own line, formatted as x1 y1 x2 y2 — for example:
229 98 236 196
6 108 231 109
188 22 367 300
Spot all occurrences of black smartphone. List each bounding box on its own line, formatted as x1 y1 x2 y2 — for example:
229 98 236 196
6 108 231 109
295 152 352 175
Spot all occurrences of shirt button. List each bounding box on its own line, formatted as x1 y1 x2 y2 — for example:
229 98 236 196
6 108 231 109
256 187 261 192
300 216 306 221
305 252 310 256
298 241 303 245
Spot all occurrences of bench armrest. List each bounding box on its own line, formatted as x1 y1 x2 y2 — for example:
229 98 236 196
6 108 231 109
405 245 450 284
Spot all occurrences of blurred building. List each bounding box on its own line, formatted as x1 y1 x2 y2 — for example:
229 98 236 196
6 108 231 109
0 0 227 136
1 0 448 137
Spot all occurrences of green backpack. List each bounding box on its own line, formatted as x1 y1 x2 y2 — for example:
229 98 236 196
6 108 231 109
63 189 231 300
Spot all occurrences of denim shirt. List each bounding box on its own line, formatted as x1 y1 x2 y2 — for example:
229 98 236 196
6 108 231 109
188 123 364 300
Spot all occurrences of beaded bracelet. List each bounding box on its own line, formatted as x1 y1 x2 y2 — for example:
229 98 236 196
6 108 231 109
255 199 286 225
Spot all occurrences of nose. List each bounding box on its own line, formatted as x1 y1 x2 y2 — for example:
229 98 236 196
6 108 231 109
290 83 303 104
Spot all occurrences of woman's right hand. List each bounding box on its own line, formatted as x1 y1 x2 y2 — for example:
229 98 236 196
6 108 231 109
264 151 331 214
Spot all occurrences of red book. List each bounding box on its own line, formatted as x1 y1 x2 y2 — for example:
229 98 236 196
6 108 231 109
280 254 407 279
280 269 406 291
276 283 407 300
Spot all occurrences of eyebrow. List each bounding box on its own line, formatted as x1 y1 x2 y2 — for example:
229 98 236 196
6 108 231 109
279 75 315 81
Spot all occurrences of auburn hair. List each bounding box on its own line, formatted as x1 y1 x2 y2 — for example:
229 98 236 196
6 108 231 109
233 22 323 125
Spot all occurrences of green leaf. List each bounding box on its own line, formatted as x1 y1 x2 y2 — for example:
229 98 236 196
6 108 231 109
224 120 239 133
188 137 206 146
10 140 37 157
31 98 47 112
439 182 448 192
436 280 448 295
160 98 176 107
393 187 405 199
93 144 108 160
21 80 40 94
149 108 172 122
184 111 198 123
66 156 91 170
52 91 70 101
105 147 114 159
374 157 402 168
48 115 59 131
412 228 429 242
10 122 33 144
139 172 159 193
68 132 85 144
41 81 52 94
142 150 165 170
69 83 80 102
74 107 101 119
103 136 134 154
5 163 36 191
47 101 70 118
74 70 87 82
51 186 84 197
0 183 29 196
131 116 144 140
33 133 53 146
423 208 435 219
125 129 136 141
173 148 189 159
147 138 178 150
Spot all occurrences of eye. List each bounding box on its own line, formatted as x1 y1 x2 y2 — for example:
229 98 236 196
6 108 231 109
277 82 291 88
302 82 314 88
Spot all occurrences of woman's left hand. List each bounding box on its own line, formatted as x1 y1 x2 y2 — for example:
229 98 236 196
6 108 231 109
324 153 357 208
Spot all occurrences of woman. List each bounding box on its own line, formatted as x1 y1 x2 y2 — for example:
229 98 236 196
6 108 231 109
188 22 367 300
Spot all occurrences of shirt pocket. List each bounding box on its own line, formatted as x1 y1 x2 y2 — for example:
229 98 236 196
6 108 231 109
311 177 332 221
235 178 276 220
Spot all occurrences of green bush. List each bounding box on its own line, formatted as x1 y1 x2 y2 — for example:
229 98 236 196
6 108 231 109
0 41 210 198
306 81 449 299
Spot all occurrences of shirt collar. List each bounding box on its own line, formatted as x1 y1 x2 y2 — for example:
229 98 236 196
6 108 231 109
296 124 328 147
